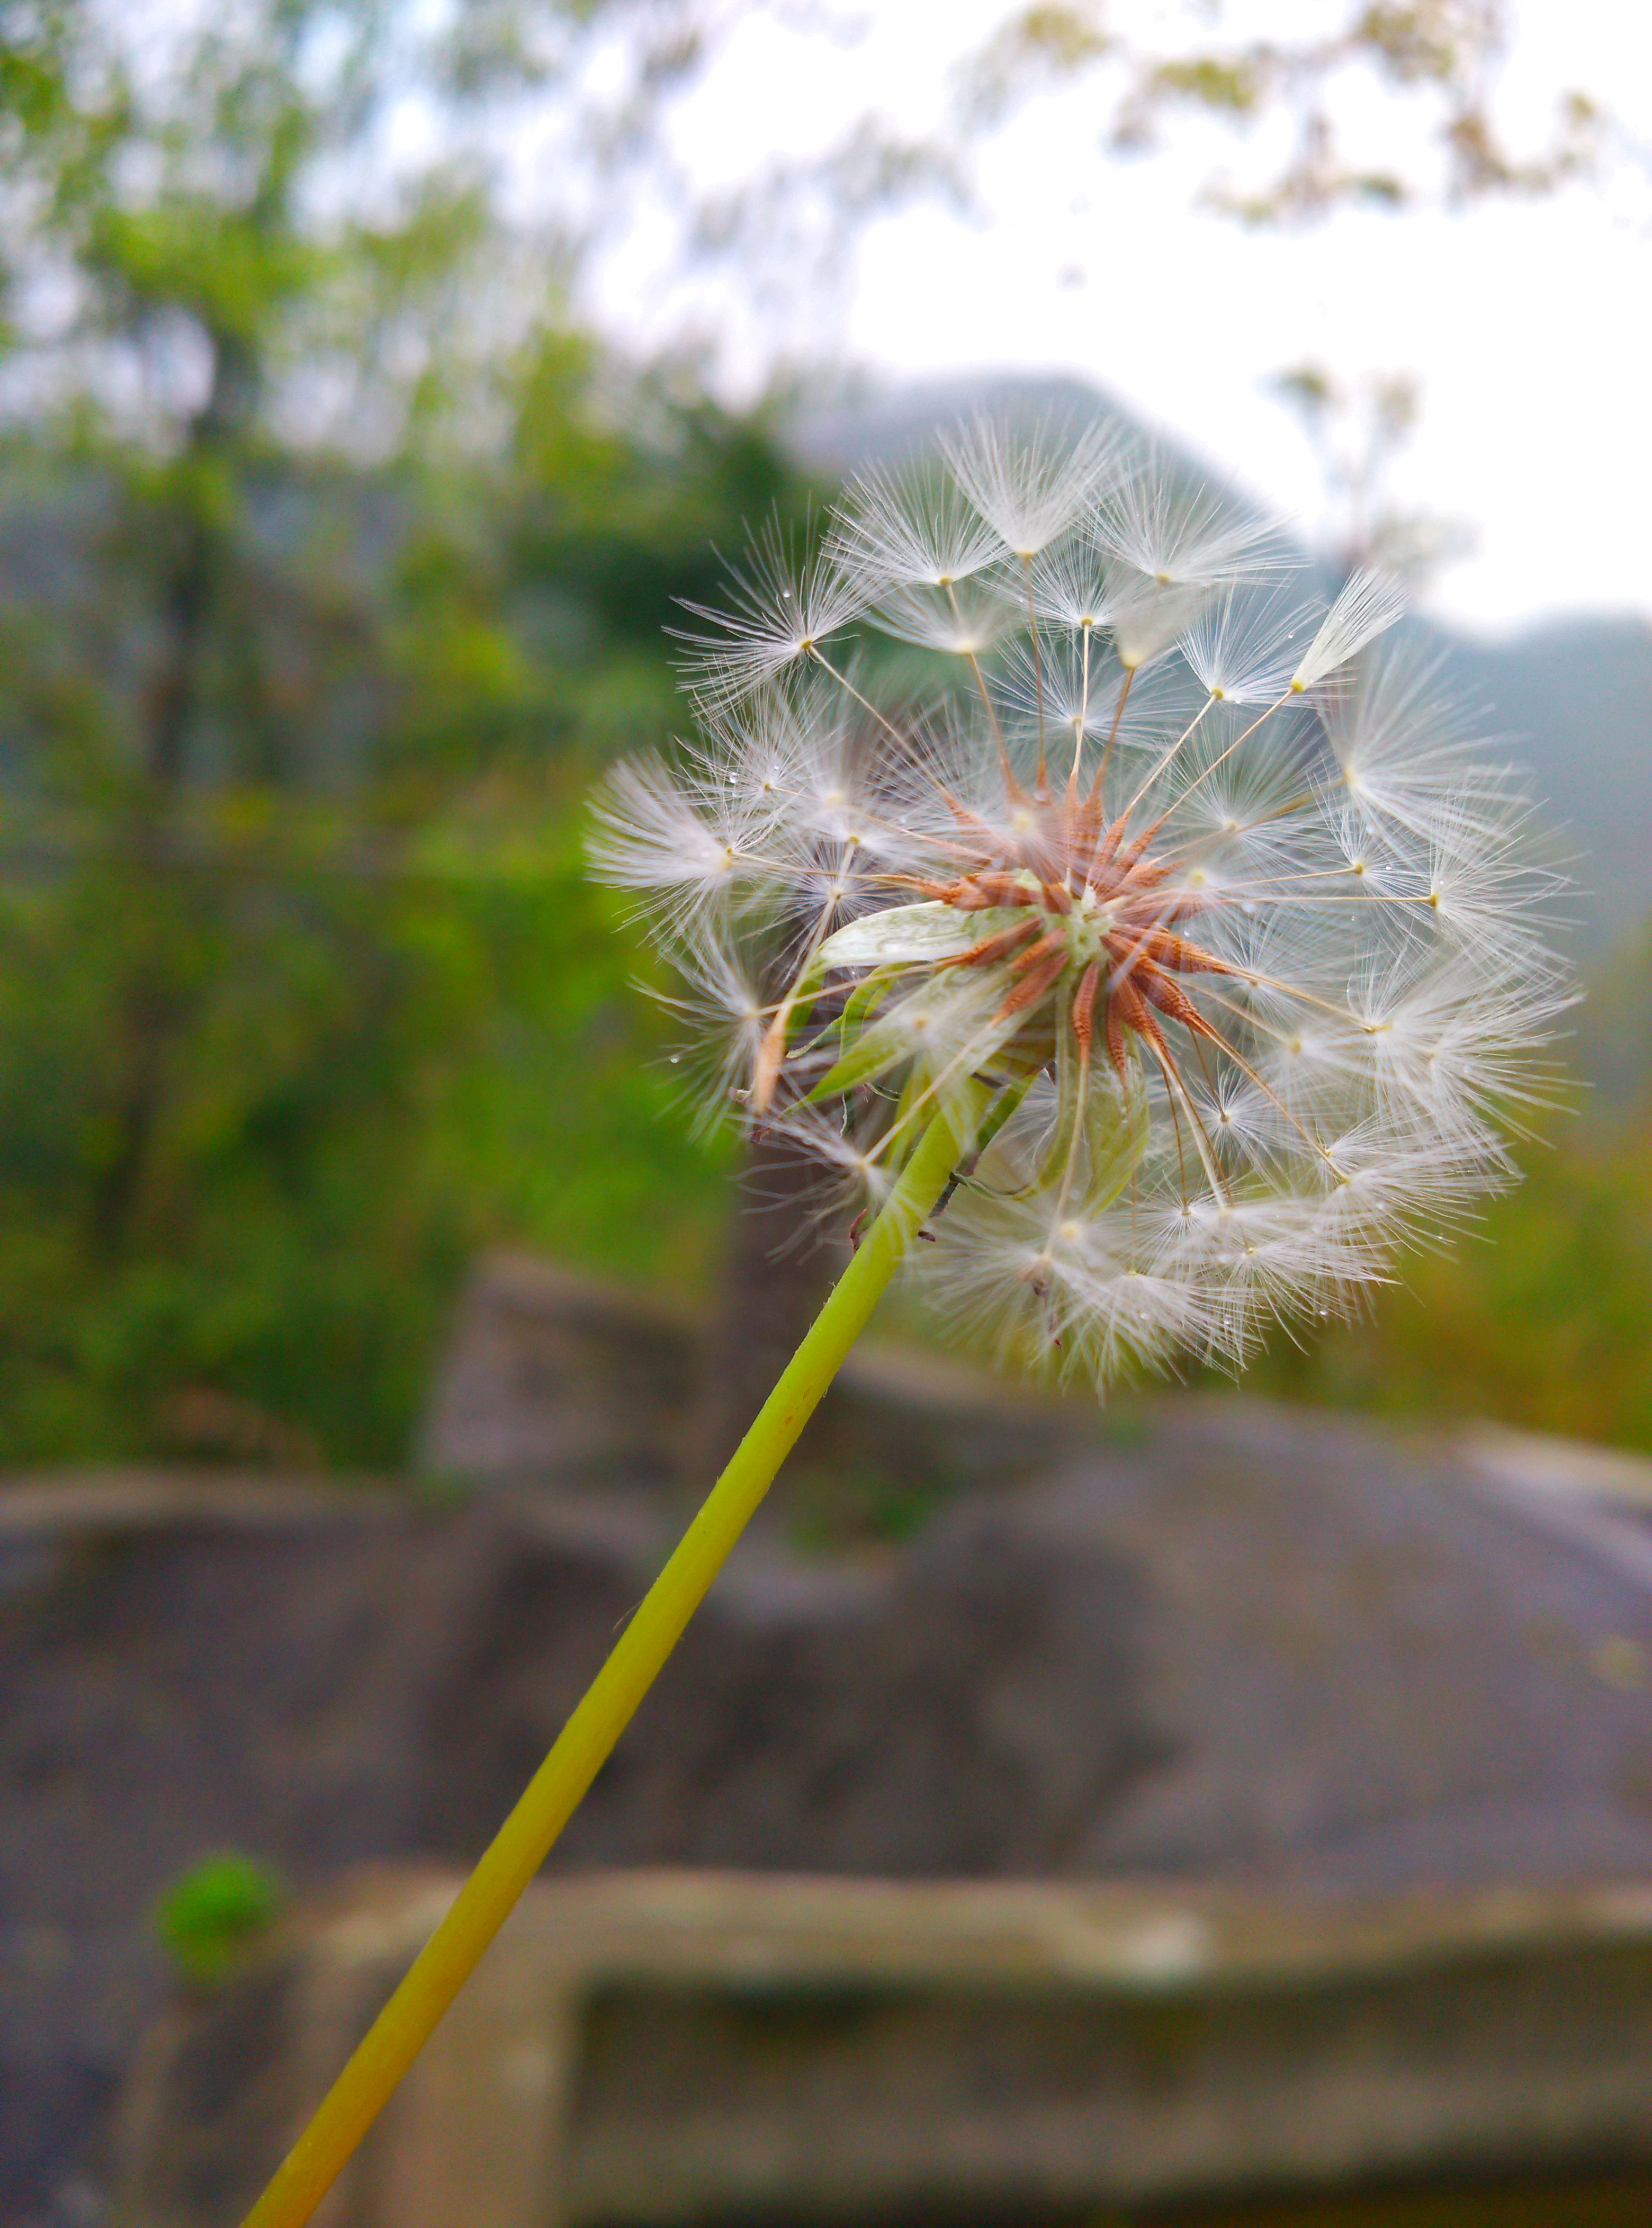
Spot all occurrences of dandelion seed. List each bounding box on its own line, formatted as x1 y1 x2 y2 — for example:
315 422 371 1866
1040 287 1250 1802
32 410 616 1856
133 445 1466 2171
1182 585 1315 704
1093 460 1287 591
1290 568 1408 693
870 578 1018 660
829 457 1004 591
940 412 1127 559
587 753 773 929
675 518 866 709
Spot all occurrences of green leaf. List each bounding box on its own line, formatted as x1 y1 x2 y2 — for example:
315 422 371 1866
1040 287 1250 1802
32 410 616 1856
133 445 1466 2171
817 901 1020 968
1044 1014 1151 1210
155 1852 285 1984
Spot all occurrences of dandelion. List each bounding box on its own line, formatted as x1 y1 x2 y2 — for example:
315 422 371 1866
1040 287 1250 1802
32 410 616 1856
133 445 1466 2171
595 418 1567 1389
249 420 1570 2227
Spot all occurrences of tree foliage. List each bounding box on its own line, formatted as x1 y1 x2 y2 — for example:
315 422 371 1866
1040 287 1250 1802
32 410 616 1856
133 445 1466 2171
0 0 814 1465
963 1 1602 221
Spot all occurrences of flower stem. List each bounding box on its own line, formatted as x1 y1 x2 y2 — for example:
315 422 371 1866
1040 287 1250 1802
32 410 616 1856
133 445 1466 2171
239 1106 965 2228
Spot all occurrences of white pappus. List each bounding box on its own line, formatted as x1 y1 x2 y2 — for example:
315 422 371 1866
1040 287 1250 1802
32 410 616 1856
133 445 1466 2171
587 417 1571 1392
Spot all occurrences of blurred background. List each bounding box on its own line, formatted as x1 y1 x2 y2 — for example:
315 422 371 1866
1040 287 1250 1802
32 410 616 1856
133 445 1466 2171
6 4 1652 2224
2 0 1650 1473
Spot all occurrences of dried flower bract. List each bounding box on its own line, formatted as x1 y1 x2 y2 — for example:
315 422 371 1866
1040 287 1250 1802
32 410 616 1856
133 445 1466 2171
589 418 1569 1389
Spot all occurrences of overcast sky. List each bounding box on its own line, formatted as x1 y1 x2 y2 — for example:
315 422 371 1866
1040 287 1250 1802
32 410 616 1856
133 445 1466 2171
571 0 1652 638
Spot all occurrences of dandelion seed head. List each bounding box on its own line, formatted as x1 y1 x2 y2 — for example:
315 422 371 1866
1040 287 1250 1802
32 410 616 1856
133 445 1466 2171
589 426 1571 1392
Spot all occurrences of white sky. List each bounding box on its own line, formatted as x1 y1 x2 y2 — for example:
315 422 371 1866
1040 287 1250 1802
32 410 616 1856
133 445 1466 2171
570 0 1652 637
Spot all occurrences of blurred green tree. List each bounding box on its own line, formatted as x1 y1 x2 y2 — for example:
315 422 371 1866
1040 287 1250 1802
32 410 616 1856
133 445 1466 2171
0 0 814 1466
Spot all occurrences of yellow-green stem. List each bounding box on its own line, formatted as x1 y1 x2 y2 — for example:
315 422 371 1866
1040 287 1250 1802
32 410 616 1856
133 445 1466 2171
239 1106 965 2228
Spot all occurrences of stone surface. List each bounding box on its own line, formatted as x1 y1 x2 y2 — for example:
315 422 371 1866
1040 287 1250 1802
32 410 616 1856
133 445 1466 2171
417 1247 1086 1507
418 1256 702 1485
116 1866 1652 2226
12 1268 1652 2217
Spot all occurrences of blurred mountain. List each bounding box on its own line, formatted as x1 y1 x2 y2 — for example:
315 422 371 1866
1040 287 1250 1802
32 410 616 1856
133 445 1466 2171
791 374 1652 959
1448 617 1652 952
